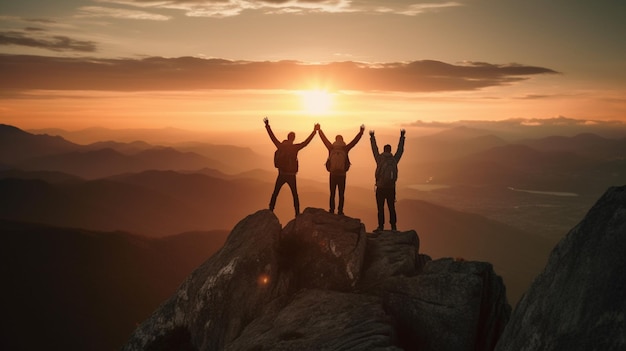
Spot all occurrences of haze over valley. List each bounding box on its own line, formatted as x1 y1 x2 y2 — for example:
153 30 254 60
2 120 624 316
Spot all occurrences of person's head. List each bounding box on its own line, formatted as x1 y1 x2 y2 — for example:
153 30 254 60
384 144 392 153
335 135 344 143
287 132 296 141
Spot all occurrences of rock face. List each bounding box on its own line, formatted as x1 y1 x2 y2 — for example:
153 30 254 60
124 207 510 351
384 259 509 351
495 186 626 351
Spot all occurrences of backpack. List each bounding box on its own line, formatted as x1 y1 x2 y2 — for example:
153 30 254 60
375 154 397 187
274 144 297 172
274 147 288 169
326 147 350 173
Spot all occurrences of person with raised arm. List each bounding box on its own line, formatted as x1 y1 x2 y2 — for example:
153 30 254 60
318 124 365 215
370 129 406 231
264 117 318 217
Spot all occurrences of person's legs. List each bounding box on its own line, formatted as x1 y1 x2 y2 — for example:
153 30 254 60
337 175 346 215
388 187 397 230
269 174 287 211
286 174 300 216
375 188 385 230
329 174 337 213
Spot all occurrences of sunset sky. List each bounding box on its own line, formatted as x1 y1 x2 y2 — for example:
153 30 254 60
1 0 625 135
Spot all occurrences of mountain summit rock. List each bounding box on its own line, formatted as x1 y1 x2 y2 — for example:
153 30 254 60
123 207 510 351
495 186 626 351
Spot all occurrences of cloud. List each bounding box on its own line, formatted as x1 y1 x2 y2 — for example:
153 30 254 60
76 6 171 21
405 116 626 132
0 31 97 52
0 55 558 93
24 27 47 32
376 1 462 15
0 16 75 30
95 0 461 18
517 94 552 100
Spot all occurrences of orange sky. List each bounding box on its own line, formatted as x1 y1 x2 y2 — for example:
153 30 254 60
1 1 625 131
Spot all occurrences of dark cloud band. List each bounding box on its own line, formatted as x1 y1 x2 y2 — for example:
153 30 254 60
0 54 558 93
0 32 97 53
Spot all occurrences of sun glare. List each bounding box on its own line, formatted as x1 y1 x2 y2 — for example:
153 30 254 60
299 90 333 115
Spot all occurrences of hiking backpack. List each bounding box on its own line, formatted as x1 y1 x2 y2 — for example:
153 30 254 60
375 154 397 187
326 147 350 173
274 144 297 172
274 148 287 169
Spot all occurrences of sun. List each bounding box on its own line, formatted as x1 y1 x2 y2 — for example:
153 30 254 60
299 89 333 115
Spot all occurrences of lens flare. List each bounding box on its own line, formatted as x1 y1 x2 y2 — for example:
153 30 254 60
258 274 270 286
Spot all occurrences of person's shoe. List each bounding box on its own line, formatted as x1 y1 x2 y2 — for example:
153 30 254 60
374 226 383 232
391 224 397 231
338 211 344 216
329 209 334 214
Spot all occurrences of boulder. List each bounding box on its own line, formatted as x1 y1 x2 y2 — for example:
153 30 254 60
384 259 510 351
277 208 367 292
357 229 426 292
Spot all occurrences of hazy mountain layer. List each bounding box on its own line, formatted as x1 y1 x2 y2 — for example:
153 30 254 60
2 123 623 314
0 220 228 351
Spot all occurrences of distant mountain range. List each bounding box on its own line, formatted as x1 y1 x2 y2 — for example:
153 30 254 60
26 125 218 145
0 171 265 235
7 123 624 194
0 124 78 163
3 123 622 232
0 124 269 177
398 126 626 195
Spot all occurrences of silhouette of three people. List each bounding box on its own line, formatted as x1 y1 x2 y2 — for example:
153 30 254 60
264 117 406 231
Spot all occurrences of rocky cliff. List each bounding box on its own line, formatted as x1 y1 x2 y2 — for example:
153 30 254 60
123 208 510 351
495 185 626 351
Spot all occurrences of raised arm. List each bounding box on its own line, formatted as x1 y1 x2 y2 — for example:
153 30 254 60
394 129 406 162
296 125 318 150
264 117 280 148
369 130 380 158
346 124 365 150
318 128 332 149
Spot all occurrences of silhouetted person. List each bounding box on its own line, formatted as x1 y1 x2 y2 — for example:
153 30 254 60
318 124 364 215
370 129 405 231
264 117 318 216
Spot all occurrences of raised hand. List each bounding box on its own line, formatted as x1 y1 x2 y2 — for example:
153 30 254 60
263 117 269 126
400 128 406 137
360 124 365 132
369 130 375 136
314 123 321 131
